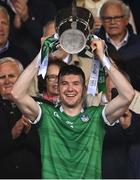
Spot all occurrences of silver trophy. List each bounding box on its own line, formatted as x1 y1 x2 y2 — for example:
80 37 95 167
55 0 94 54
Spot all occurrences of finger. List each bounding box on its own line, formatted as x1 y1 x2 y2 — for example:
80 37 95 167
22 119 30 126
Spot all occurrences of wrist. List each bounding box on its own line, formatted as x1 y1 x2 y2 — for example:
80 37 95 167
102 55 111 70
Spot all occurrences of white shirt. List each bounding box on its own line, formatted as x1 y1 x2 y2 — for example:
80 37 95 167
106 31 129 50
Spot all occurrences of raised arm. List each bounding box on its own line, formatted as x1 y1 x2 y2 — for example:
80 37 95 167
91 39 135 124
11 53 41 121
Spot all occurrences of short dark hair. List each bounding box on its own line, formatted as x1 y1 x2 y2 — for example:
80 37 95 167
58 64 85 85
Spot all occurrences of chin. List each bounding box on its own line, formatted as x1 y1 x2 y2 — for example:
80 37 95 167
109 30 119 34
64 101 79 108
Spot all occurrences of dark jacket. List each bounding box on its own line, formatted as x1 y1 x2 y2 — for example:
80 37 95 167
0 98 41 179
123 112 140 179
98 26 140 91
0 42 30 68
102 123 129 179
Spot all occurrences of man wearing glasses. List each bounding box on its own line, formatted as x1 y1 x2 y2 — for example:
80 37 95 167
98 0 140 92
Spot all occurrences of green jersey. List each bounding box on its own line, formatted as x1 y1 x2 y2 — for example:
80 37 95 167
38 102 106 179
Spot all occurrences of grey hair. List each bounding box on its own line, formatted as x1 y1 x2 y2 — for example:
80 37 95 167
0 57 24 73
100 0 130 19
0 5 10 22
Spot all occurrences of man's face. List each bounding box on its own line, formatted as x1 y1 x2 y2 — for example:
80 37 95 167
0 10 9 47
0 61 20 99
58 74 85 108
46 64 60 96
101 4 129 37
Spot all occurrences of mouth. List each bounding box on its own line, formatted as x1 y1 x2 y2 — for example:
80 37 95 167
65 93 76 97
109 26 119 30
4 85 13 90
0 32 5 36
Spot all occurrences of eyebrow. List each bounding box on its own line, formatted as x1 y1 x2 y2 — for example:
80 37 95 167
101 15 125 19
0 73 18 77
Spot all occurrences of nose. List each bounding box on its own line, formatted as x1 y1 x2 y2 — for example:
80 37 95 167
67 84 73 91
110 18 116 24
4 76 11 84
0 21 4 28
0 24 2 30
54 77 58 83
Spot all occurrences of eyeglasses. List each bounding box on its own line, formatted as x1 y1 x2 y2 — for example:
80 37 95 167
46 74 58 82
102 15 125 23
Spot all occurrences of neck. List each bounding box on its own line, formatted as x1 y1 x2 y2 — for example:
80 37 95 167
109 31 127 44
62 103 83 116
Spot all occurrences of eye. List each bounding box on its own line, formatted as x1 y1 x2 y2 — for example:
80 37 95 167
8 74 17 78
73 81 81 85
0 75 5 80
46 75 58 82
60 81 68 85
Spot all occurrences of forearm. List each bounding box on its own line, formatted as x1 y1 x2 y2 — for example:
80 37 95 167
104 62 135 123
12 53 40 100
99 53 134 102
91 39 134 102
91 39 135 123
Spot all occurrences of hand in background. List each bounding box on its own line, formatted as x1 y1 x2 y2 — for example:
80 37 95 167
11 115 31 139
13 0 29 23
119 110 132 129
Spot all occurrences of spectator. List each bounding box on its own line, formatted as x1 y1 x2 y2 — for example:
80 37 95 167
102 74 129 178
10 0 56 60
76 0 136 34
11 38 134 178
41 59 67 105
123 111 140 179
0 5 30 68
102 73 140 178
98 0 140 91
0 57 41 178
105 70 140 179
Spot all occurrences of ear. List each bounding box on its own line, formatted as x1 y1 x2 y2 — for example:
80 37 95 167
124 17 129 26
58 84 61 93
83 85 87 95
